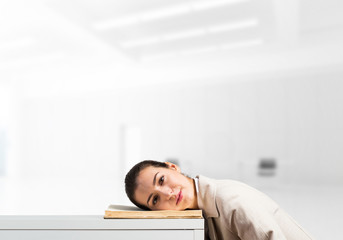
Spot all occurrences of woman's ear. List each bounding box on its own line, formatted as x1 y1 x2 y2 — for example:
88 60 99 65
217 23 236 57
164 162 181 172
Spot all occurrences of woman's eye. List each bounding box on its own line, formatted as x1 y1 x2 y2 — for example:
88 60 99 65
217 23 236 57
159 176 164 185
153 196 158 205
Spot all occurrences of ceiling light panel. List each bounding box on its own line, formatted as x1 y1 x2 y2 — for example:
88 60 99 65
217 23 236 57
93 16 139 30
82 0 271 60
126 28 261 58
208 19 258 33
92 0 251 30
96 2 260 46
141 38 263 61
220 38 263 50
162 29 206 41
140 5 191 21
192 0 250 10
119 19 259 49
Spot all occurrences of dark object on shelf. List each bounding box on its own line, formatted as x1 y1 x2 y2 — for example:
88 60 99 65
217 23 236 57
258 158 277 176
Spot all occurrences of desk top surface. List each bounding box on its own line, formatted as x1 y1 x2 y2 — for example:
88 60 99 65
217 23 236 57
0 215 204 230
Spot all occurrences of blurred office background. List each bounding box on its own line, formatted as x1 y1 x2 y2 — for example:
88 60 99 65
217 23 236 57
0 0 343 238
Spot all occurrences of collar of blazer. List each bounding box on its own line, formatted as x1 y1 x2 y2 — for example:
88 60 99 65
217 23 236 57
196 175 219 218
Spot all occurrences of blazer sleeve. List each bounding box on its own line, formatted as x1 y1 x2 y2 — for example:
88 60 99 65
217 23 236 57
219 197 287 240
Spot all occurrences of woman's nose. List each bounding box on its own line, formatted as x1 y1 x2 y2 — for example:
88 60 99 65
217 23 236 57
160 187 174 199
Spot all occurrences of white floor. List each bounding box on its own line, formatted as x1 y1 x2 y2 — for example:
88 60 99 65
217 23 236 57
0 177 342 239
260 184 343 239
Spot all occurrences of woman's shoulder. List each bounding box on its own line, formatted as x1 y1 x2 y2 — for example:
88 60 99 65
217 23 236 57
198 175 278 208
198 175 251 192
198 175 250 205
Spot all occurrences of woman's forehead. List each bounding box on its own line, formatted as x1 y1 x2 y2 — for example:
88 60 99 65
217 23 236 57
137 166 174 189
139 166 164 182
141 166 168 176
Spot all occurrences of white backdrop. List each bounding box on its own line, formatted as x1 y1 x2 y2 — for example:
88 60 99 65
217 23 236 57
1 1 343 239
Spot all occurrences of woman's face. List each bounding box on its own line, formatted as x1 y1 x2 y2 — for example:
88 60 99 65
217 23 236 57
134 163 198 211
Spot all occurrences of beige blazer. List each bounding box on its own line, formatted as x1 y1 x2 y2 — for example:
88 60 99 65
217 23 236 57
197 175 314 240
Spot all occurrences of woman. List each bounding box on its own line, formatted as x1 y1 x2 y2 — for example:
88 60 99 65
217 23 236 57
125 160 313 240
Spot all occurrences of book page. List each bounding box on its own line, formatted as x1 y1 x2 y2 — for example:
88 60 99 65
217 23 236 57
107 204 144 211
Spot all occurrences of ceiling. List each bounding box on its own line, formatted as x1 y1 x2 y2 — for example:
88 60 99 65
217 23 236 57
0 0 342 91
51 0 275 61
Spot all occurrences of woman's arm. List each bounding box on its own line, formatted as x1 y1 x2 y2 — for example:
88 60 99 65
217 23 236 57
230 201 287 239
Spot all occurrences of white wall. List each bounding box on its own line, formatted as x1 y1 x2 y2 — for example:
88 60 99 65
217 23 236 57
13 68 343 184
108 68 343 186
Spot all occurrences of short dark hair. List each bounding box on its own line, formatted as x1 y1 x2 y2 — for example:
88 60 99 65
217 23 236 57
125 160 168 210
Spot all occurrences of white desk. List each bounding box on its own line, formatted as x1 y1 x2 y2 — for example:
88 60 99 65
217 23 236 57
0 215 204 240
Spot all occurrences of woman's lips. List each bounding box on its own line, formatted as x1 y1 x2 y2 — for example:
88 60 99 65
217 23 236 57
176 190 183 205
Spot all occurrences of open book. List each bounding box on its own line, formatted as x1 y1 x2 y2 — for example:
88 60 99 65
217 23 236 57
104 204 203 219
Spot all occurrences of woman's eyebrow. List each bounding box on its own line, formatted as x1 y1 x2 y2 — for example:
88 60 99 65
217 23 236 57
147 172 159 206
152 172 159 185
147 194 152 206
